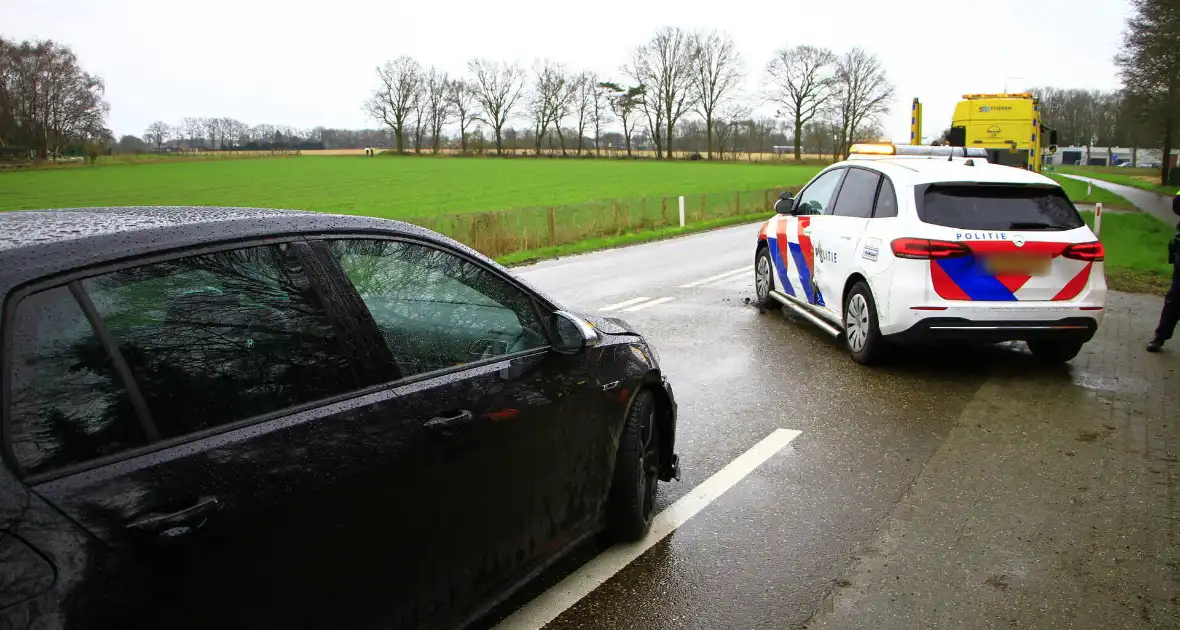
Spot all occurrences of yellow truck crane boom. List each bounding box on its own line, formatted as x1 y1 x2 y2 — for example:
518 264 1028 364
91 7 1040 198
909 94 1059 172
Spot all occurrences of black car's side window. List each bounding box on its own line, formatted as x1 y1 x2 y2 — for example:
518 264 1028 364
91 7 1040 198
80 243 360 441
8 287 148 476
327 239 548 378
874 177 899 218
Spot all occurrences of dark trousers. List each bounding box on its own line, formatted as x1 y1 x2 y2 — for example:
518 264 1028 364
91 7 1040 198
1157 264 1180 341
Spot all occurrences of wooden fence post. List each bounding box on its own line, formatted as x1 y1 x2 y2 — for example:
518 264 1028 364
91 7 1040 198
661 196 668 223
700 194 706 220
734 191 741 215
764 189 770 210
612 200 620 234
547 207 556 246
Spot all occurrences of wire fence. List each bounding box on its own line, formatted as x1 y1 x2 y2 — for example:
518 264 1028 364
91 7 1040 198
409 186 800 259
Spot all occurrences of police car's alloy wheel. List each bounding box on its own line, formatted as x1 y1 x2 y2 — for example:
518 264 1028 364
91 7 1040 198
844 281 884 365
755 247 777 309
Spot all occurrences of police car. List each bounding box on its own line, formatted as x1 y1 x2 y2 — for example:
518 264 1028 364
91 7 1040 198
754 143 1107 365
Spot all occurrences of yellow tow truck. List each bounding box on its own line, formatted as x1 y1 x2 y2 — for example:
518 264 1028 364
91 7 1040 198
910 93 1059 172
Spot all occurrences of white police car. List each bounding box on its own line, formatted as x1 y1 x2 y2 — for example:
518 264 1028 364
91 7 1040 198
755 143 1107 365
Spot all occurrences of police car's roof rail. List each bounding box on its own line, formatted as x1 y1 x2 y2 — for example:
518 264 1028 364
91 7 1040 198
848 143 989 159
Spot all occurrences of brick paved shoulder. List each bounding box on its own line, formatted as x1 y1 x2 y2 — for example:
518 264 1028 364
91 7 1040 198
807 291 1179 629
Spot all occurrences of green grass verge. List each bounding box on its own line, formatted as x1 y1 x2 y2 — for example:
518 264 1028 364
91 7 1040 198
1048 174 1135 209
497 213 769 266
0 155 820 218
1056 165 1179 196
1079 209 1175 295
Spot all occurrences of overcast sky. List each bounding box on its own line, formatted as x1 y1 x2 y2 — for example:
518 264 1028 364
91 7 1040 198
3 0 1132 142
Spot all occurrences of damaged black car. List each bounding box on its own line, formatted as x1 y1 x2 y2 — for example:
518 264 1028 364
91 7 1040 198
0 207 679 630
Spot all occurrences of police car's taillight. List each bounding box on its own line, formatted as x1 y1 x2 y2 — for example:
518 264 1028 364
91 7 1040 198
890 238 971 260
1062 241 1105 262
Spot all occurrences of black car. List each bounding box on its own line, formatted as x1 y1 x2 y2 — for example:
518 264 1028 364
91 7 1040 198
0 207 679 630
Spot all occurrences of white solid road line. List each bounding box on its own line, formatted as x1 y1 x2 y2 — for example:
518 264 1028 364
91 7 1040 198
622 296 675 312
679 265 754 288
598 297 652 311
493 428 803 630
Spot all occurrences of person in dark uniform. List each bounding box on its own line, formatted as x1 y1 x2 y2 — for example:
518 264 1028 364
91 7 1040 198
1147 190 1180 352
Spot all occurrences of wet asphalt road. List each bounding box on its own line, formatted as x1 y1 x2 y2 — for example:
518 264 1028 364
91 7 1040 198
490 223 1045 629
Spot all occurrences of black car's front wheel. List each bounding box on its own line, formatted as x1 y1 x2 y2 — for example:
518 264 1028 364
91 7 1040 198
606 389 660 542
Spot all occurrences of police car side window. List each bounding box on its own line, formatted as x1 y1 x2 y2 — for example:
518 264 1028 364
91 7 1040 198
831 168 880 219
794 169 846 216
873 177 898 218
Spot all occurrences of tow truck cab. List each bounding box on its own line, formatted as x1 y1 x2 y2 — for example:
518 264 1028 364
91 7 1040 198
949 93 1058 173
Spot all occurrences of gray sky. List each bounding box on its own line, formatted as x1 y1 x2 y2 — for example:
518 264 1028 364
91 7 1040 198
3 0 1131 142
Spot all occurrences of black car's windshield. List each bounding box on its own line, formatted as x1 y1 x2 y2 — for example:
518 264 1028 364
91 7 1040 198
918 184 1085 231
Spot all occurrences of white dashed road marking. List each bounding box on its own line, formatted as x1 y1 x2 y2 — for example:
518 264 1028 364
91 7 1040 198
679 265 753 288
494 428 803 630
621 297 676 312
598 297 653 311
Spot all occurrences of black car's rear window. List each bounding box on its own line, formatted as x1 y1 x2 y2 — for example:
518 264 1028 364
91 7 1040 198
918 184 1085 231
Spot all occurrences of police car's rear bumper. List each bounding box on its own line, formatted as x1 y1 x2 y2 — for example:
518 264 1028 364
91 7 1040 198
887 316 1100 344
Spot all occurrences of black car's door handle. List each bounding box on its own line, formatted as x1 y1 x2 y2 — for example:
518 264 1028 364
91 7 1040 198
423 409 475 437
127 497 220 537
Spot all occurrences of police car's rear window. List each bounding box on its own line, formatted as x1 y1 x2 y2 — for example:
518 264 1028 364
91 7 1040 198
918 185 1085 231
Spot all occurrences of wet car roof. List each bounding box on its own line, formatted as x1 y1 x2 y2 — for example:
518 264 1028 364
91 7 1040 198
0 206 481 298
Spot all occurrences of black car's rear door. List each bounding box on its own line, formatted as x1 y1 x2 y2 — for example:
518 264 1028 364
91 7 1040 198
314 237 614 628
3 240 427 629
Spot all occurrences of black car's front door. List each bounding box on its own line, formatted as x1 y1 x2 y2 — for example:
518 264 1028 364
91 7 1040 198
4 241 426 629
319 238 613 628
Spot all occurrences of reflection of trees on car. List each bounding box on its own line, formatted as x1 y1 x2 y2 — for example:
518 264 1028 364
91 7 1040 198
329 239 546 376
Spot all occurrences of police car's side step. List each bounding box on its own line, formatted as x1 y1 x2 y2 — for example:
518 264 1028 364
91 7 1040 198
770 290 842 337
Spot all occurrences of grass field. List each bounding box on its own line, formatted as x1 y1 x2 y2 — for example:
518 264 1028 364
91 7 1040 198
1078 210 1175 294
1055 165 1178 196
0 155 816 218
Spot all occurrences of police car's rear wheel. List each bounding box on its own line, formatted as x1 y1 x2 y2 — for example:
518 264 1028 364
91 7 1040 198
1026 339 1085 363
755 247 777 309
844 281 884 365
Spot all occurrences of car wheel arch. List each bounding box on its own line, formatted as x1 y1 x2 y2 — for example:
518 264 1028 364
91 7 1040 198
634 371 676 482
842 273 871 318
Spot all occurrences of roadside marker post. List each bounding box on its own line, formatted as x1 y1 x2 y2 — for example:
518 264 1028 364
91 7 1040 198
678 196 686 227
1087 180 1093 196
1094 203 1102 237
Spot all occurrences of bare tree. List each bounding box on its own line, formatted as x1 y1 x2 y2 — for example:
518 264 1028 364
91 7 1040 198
1116 0 1180 184
714 102 752 160
181 116 202 150
549 69 578 155
423 69 452 153
831 48 895 158
691 30 742 160
591 79 611 155
363 56 424 153
764 45 837 161
446 79 477 152
203 117 220 149
468 58 526 155
410 90 426 153
572 72 598 155
600 82 646 157
529 60 563 155
627 27 698 159
145 121 170 150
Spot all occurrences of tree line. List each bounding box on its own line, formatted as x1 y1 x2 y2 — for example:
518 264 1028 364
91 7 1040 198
0 36 110 160
1113 0 1180 183
362 27 896 160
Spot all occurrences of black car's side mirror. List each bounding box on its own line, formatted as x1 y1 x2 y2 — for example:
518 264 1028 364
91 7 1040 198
778 190 794 201
551 311 600 355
